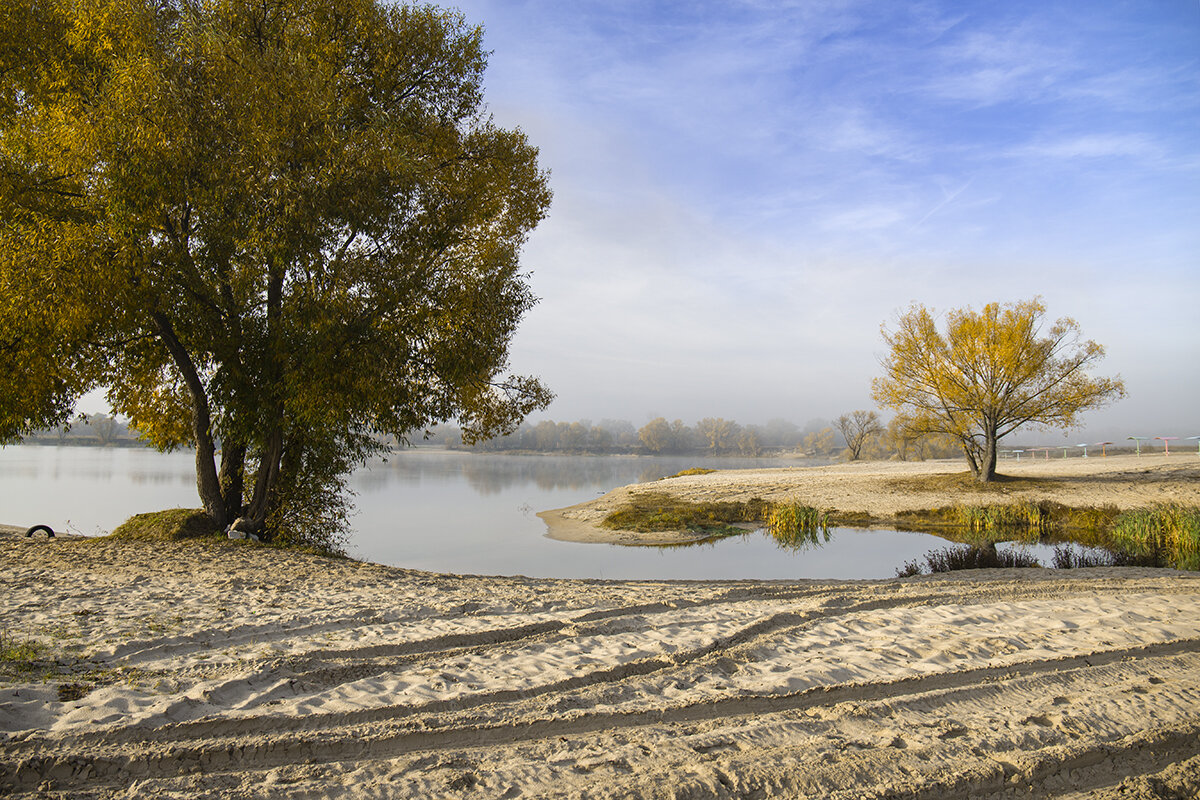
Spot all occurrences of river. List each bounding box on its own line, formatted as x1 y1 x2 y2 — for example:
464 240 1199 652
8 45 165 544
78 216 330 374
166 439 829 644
0 445 1054 580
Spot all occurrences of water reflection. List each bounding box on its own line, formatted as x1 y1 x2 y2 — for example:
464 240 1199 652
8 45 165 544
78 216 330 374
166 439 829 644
5 445 1098 581
768 525 834 552
360 450 802 496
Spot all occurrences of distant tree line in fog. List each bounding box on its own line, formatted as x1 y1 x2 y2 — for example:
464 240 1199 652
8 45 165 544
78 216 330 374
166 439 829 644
413 415 962 461
415 417 833 456
19 414 142 447
22 410 963 462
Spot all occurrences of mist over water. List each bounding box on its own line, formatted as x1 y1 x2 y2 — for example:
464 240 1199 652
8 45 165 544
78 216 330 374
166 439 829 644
1 446 1061 580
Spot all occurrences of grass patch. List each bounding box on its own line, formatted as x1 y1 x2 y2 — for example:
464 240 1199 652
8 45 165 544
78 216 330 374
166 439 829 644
1 631 45 664
601 492 768 536
57 682 93 702
0 629 51 679
884 472 1065 494
1109 504 1200 570
110 509 222 542
664 468 717 478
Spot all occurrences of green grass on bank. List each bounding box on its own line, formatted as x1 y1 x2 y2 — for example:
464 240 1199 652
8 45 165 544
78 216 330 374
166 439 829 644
601 493 1200 571
894 501 1122 538
106 509 347 559
663 468 717 478
599 492 769 537
109 509 223 542
1109 504 1200 571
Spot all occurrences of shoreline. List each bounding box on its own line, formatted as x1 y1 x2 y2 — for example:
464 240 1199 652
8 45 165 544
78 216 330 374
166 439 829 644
542 454 1200 544
2 535 1199 798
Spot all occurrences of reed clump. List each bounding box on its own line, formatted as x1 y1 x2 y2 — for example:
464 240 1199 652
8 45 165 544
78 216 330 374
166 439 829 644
1109 504 1200 570
765 503 831 550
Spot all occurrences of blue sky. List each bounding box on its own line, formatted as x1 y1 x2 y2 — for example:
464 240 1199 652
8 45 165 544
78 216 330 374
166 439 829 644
447 0 1200 440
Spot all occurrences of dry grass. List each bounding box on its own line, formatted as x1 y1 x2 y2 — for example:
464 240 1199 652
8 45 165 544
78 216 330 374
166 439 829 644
883 471 1065 494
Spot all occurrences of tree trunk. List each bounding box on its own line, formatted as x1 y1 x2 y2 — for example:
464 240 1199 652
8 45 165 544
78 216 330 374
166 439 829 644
219 441 246 522
238 423 284 535
231 259 287 537
963 439 980 479
152 312 228 527
977 428 998 483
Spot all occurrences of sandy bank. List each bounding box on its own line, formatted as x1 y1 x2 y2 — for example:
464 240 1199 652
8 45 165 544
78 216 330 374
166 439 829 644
541 454 1200 544
2 534 1199 799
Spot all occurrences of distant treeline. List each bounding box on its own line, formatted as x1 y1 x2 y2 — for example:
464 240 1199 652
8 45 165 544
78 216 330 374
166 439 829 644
416 417 846 457
18 414 146 447
20 411 965 462
422 414 967 461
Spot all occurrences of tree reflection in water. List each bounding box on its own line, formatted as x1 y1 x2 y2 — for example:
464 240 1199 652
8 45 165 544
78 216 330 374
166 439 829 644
355 450 807 496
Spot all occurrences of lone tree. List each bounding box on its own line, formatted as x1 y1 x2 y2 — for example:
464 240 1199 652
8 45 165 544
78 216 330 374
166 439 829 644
871 299 1124 483
835 410 882 461
0 0 552 547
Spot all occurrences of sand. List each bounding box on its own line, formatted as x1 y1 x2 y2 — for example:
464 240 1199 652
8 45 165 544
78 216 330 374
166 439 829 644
2 454 1199 798
541 453 1200 544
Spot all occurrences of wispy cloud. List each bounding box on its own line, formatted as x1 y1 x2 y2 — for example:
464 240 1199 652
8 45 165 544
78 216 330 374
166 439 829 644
457 0 1200 431
1011 134 1162 161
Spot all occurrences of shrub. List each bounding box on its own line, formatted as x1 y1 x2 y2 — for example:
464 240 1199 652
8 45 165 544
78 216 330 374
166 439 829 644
1051 544 1157 569
923 544 1041 573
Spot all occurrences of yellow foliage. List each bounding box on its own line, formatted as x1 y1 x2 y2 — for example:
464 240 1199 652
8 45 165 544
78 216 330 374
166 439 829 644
872 298 1124 482
1 0 552 544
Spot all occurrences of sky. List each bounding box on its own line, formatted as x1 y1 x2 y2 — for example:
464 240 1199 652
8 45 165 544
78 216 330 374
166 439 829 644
441 0 1200 443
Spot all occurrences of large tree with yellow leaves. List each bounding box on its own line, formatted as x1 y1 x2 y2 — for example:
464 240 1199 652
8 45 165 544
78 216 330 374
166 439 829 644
872 299 1124 483
0 0 552 545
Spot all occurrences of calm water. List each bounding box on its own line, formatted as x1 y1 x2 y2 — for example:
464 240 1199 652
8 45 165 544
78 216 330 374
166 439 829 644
0 445 1057 580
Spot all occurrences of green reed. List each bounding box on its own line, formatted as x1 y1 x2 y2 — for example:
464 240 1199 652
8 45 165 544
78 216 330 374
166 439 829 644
1109 504 1200 570
765 502 831 550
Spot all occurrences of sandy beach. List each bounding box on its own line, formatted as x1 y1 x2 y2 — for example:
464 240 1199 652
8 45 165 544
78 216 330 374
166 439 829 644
2 455 1200 798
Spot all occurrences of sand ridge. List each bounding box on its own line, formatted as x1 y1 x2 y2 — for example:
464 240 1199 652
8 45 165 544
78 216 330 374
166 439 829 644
2 532 1199 799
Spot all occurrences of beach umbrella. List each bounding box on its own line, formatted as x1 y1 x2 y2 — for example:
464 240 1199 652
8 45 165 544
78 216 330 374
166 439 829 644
1155 436 1178 456
1126 436 1149 456
1077 443 1089 458
1095 441 1113 457
1187 436 1200 455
